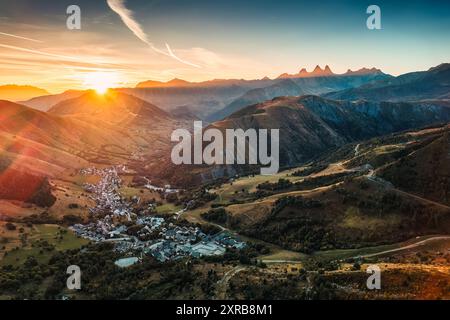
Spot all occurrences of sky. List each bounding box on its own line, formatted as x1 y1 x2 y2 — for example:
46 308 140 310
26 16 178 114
0 0 449 93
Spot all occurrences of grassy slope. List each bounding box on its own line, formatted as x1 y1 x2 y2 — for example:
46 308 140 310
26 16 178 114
0 223 89 266
183 123 450 254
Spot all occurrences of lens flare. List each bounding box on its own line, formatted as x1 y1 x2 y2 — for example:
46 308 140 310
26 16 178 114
82 71 120 94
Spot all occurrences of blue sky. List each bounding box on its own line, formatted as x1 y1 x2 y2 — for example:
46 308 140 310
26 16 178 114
0 0 449 92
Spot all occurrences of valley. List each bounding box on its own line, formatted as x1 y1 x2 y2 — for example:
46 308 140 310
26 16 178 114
0 63 449 300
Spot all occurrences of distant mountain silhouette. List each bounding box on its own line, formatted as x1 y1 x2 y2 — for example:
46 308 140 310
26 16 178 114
20 89 85 111
0 85 49 102
277 65 336 79
49 90 170 124
325 63 450 101
128 65 389 120
136 78 192 88
208 72 391 121
344 67 383 76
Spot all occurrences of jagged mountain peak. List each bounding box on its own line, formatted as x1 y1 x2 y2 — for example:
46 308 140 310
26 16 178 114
313 65 323 72
277 65 335 79
344 67 383 75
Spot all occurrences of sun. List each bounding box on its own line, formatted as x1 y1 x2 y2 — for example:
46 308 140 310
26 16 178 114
82 72 120 94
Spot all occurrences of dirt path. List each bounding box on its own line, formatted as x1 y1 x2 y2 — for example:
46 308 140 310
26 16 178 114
215 266 247 299
260 259 302 264
393 188 450 211
356 236 450 259
366 171 450 210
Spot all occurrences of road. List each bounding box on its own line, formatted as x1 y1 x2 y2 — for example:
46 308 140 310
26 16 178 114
260 259 302 264
215 266 247 300
180 165 450 268
366 170 450 211
393 188 450 211
356 236 450 259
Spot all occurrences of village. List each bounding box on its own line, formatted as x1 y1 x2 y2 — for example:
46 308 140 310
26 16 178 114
70 166 246 264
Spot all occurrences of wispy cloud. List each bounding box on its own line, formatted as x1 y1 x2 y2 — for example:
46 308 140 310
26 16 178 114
0 43 82 60
0 32 44 43
0 43 129 69
106 0 201 68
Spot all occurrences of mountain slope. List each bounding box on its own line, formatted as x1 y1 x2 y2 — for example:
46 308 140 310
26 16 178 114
0 99 139 175
48 90 170 125
204 123 450 252
0 168 56 207
277 65 335 78
325 63 450 101
208 73 391 121
160 95 450 187
124 68 390 121
119 85 252 120
0 92 180 179
20 90 85 112
378 131 450 205
212 95 450 168
136 78 192 88
208 79 304 121
0 85 49 102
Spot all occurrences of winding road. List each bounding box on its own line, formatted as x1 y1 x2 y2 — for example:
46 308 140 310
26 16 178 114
215 266 247 300
356 236 450 259
366 171 450 211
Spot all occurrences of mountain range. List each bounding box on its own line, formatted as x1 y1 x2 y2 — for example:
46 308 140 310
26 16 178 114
207 64 450 122
277 65 384 79
1 63 450 298
19 90 85 112
193 96 450 180
1 62 449 189
14 64 449 125
207 70 389 121
18 65 389 121
325 63 450 101
0 85 49 102
277 65 335 78
229 122 450 253
0 91 182 178
159 91 450 186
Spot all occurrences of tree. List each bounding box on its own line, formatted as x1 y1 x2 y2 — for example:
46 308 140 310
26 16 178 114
5 223 16 231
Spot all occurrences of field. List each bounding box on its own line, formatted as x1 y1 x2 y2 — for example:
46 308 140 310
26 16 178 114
156 203 182 214
211 167 305 204
0 200 42 219
0 223 89 266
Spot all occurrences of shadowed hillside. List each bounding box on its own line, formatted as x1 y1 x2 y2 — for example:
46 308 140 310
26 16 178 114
0 168 55 207
218 95 450 167
0 92 181 178
325 63 450 102
208 71 390 121
379 131 450 205
155 95 450 187
200 124 450 253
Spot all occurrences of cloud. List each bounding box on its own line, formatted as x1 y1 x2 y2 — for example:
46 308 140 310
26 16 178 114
106 0 201 68
0 43 82 60
106 0 150 45
165 43 202 68
0 43 130 72
0 32 43 43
